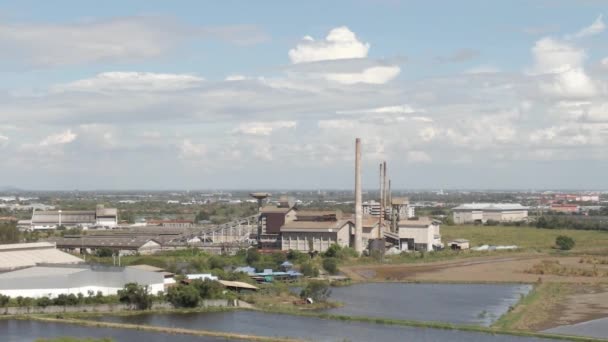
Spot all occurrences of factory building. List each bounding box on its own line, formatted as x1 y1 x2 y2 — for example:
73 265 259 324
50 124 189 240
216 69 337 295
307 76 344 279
30 205 118 230
280 210 352 253
0 264 165 298
452 203 528 224
397 218 443 251
50 235 162 255
0 242 83 272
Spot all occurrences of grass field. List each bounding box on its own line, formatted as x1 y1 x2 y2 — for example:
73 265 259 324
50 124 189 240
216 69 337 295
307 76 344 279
442 225 608 252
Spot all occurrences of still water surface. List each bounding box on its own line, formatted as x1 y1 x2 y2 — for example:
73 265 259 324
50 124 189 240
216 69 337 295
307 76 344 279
326 283 533 326
99 310 558 342
0 319 227 342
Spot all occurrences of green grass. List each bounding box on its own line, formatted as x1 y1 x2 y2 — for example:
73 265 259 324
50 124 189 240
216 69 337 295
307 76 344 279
493 282 572 331
442 225 608 252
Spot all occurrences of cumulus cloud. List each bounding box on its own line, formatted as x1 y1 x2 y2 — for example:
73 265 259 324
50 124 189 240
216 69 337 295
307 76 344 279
54 72 204 92
530 38 586 74
39 130 77 146
288 26 369 64
407 150 432 163
337 105 417 115
178 139 206 159
232 121 296 136
566 14 605 40
287 26 400 84
0 135 8 147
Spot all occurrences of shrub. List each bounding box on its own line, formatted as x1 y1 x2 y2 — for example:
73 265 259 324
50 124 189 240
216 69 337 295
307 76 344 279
167 284 200 308
117 283 153 310
95 248 114 258
245 248 260 265
36 296 52 308
286 249 308 263
322 258 339 275
556 235 575 250
0 294 9 307
300 280 331 302
300 262 319 277
191 279 225 299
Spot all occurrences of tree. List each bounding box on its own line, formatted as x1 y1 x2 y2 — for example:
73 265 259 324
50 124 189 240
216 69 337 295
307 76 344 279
556 235 575 250
167 284 200 308
0 223 19 244
322 258 339 275
95 248 114 258
300 280 331 302
36 296 52 308
300 262 319 277
117 283 153 310
191 279 224 299
245 248 260 265
0 294 10 307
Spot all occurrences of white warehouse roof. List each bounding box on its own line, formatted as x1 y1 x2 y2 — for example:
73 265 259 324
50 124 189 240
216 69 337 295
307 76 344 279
0 242 83 272
452 203 528 211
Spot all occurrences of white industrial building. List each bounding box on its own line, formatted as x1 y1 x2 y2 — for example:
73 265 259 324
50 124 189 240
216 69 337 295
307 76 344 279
0 264 165 298
452 203 528 224
397 218 443 251
0 242 83 272
30 205 118 230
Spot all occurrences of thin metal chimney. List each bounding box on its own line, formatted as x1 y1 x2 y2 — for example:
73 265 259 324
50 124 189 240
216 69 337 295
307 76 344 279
354 138 363 254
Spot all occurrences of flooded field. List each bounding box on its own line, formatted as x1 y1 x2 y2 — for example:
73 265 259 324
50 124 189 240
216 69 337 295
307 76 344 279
98 310 558 342
326 283 533 326
0 319 229 342
544 317 608 340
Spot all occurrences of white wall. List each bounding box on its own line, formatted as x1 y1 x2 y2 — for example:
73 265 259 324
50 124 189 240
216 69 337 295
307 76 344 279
0 283 164 299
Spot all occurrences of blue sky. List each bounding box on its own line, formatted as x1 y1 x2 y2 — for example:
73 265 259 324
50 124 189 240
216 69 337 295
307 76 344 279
0 1 607 190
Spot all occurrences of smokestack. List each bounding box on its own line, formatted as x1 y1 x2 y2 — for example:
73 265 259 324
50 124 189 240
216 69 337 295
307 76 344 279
354 138 363 254
378 162 384 238
383 161 388 217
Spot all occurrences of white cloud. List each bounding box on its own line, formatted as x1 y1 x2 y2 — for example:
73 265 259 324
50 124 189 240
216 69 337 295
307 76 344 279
232 121 296 136
0 135 8 147
338 105 417 115
225 74 248 81
54 72 203 92
0 17 268 67
288 26 370 64
39 130 77 146
586 103 608 122
566 14 605 40
178 139 206 159
325 65 400 84
465 65 501 74
407 150 432 163
318 120 356 129
531 38 586 74
601 57 608 69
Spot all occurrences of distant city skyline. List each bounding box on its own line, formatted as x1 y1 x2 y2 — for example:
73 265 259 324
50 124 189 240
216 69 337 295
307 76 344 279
0 1 607 190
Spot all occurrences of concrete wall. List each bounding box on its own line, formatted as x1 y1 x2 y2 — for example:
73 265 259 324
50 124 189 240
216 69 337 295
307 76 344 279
281 229 349 253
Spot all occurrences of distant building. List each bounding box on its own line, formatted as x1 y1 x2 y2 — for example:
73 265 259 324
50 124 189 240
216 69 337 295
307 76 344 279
280 210 352 253
452 203 528 224
50 235 162 255
0 242 83 272
447 239 470 250
364 198 415 219
30 205 118 230
397 217 442 251
550 204 580 213
0 264 165 298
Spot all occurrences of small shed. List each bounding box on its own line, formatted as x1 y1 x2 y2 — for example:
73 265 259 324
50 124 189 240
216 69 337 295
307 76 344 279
218 280 259 292
448 239 470 250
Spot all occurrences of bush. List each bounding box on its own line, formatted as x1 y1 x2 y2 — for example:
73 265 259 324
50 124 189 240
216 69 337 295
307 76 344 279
300 262 319 277
246 248 260 265
286 249 308 263
322 258 339 275
117 283 153 310
167 284 200 308
556 235 575 250
191 279 225 299
36 296 52 308
0 294 9 307
95 248 114 258
300 280 331 302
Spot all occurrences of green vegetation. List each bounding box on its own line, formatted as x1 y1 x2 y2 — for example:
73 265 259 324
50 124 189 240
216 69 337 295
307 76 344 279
536 215 608 231
299 280 331 302
442 225 608 252
167 284 200 308
117 283 153 310
556 235 575 250
493 283 572 331
0 222 19 244
322 258 339 275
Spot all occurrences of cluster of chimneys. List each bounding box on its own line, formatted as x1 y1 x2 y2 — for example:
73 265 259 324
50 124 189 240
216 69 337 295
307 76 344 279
354 138 391 254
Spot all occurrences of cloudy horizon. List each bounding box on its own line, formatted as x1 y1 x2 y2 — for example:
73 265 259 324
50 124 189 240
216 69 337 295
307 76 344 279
1 1 607 190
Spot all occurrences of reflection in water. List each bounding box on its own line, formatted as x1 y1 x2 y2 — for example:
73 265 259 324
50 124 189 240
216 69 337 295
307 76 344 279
99 311 557 342
326 283 532 326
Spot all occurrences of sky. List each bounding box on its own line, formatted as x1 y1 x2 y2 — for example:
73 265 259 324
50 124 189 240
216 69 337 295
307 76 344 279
0 0 607 190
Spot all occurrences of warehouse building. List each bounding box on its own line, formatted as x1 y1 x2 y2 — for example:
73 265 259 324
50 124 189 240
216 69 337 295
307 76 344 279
280 210 352 253
50 235 162 255
30 205 118 230
0 242 83 272
0 264 165 298
397 217 443 251
452 203 528 224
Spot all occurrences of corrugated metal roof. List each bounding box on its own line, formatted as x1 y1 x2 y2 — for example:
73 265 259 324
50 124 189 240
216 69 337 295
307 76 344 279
280 219 351 232
218 280 258 290
0 242 83 271
452 203 528 211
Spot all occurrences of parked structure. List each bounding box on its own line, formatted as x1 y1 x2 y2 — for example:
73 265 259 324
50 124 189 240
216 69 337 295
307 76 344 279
452 203 528 224
397 218 443 251
0 242 83 272
30 205 118 230
0 264 165 298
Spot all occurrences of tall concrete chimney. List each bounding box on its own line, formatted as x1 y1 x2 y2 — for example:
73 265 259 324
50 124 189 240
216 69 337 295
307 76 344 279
383 161 388 221
354 138 363 254
378 162 384 238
